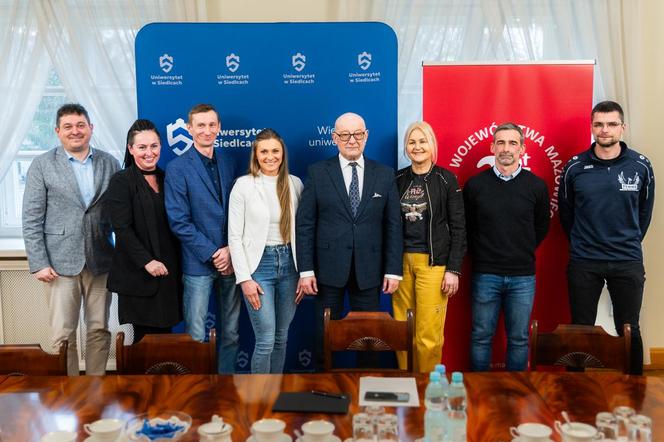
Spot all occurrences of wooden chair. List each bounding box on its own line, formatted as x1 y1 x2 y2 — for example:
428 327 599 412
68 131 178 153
323 308 414 372
529 320 631 374
115 329 217 374
0 340 68 375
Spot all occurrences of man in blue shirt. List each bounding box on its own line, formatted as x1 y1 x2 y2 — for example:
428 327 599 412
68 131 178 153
559 101 655 375
165 103 240 373
22 103 119 375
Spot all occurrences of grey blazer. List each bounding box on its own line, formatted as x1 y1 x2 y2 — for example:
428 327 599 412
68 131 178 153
22 146 120 276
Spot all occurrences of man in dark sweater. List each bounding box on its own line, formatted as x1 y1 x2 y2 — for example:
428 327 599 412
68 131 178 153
464 122 550 371
559 101 655 375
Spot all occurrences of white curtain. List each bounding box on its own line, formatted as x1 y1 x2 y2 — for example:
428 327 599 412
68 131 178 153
32 0 207 159
337 0 626 167
0 1 50 182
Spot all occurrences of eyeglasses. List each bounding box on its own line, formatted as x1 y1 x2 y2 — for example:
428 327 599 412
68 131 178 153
334 130 366 142
592 121 623 129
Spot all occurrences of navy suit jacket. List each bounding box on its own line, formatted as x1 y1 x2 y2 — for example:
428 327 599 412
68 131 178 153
296 156 402 290
164 146 235 276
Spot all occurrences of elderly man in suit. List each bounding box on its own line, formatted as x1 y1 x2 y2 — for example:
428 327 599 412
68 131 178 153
165 103 240 374
296 112 403 368
22 103 120 375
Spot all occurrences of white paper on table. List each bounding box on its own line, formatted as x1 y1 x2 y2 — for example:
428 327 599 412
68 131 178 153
358 376 420 407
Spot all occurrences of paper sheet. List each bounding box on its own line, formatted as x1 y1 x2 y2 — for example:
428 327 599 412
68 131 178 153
359 376 420 407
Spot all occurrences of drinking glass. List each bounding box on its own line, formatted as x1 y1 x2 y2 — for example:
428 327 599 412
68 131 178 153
596 411 619 441
627 415 652 442
352 423 374 442
613 405 636 439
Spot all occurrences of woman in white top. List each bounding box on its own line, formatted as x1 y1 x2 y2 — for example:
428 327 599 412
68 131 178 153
228 128 304 373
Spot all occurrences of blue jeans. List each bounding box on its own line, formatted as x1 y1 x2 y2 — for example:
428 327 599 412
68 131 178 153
183 272 241 373
244 245 298 373
470 273 536 372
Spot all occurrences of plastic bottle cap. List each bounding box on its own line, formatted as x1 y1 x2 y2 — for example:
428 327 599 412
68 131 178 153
435 364 446 373
451 372 463 383
429 371 441 382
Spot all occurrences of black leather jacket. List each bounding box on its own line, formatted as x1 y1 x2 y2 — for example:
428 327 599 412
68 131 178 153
396 164 466 273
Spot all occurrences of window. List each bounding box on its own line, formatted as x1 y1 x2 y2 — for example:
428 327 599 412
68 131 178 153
0 68 68 236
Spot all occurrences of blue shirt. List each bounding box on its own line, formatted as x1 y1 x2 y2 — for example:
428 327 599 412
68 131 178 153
65 149 95 207
195 147 222 204
493 164 522 181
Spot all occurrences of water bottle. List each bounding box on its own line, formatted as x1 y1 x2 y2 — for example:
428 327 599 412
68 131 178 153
424 371 446 442
447 372 467 442
434 364 450 392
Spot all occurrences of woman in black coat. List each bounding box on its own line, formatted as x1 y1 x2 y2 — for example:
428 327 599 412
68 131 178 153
106 119 181 342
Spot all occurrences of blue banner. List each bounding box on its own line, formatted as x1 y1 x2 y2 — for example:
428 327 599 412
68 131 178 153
135 22 397 372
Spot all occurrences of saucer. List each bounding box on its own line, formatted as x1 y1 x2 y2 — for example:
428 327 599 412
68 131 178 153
247 434 293 442
511 438 553 442
83 436 126 442
295 436 341 442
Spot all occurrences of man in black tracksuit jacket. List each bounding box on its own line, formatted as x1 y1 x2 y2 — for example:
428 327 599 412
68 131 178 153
559 100 655 374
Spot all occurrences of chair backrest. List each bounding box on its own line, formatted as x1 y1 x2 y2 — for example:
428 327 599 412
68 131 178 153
0 341 68 375
115 329 217 374
323 308 414 372
530 320 631 374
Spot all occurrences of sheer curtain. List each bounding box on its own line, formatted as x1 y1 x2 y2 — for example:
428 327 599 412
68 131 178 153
33 0 207 159
336 0 626 167
0 1 50 182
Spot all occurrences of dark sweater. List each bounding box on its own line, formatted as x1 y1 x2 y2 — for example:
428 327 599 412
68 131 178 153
464 168 550 275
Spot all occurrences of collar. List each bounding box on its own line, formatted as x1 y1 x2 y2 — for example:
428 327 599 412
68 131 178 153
338 154 365 169
195 146 216 164
493 164 522 180
64 147 93 163
589 141 627 163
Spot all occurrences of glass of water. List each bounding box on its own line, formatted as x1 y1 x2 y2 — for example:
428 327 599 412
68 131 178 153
596 411 619 441
353 423 374 442
628 414 652 442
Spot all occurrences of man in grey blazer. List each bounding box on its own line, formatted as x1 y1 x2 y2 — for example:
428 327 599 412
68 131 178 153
22 103 119 375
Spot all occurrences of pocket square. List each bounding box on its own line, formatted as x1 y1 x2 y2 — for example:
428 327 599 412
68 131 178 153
372 193 382 198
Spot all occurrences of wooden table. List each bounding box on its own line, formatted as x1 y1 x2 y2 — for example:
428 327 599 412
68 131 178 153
0 372 661 442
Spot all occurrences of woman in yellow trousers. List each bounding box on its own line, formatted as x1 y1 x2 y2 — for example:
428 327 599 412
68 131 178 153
393 121 466 373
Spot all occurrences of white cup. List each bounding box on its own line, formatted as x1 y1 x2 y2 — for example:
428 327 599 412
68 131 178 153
554 421 603 442
252 418 286 442
40 431 77 442
83 418 123 441
301 420 335 442
198 421 233 442
509 422 552 441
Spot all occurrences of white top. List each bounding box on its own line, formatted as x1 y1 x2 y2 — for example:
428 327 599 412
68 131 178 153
228 173 304 284
338 154 365 196
261 174 284 245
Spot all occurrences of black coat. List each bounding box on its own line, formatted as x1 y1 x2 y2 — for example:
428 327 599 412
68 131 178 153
105 166 181 327
396 164 467 273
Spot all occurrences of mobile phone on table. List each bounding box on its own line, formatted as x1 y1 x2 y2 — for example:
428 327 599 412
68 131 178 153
364 391 410 402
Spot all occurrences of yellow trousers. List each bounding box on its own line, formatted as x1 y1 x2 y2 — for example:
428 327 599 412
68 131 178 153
392 253 448 373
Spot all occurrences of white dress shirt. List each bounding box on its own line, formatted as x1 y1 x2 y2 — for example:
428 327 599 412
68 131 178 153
339 153 365 197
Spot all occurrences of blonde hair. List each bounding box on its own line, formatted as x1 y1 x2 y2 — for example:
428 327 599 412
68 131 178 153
249 129 292 243
403 121 438 164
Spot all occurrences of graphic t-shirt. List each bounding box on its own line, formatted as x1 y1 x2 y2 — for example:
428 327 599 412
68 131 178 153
400 173 429 253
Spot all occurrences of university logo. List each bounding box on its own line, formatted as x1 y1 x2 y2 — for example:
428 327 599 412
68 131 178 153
358 51 372 70
618 171 640 191
226 53 240 73
298 349 312 367
236 350 250 369
204 312 216 331
159 53 174 73
292 52 306 72
166 118 193 156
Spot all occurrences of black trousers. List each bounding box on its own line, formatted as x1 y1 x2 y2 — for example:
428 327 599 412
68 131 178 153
314 261 381 370
567 259 645 375
132 324 172 344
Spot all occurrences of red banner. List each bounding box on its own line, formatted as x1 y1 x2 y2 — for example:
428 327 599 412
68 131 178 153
423 62 594 371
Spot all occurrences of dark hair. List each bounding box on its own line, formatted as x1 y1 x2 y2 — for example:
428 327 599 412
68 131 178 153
493 122 524 144
591 101 624 122
123 119 160 168
188 103 220 125
56 103 90 127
